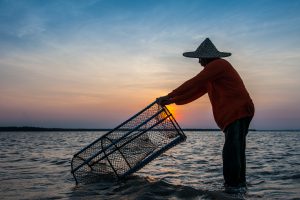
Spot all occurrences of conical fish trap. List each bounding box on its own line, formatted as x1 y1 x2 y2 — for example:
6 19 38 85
71 101 186 184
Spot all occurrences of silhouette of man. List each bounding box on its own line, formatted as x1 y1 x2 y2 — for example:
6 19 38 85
157 38 255 188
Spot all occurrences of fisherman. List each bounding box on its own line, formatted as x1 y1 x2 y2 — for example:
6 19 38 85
157 38 255 189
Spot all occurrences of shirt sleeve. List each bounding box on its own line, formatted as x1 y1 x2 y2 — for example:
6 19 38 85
168 59 225 98
171 84 207 105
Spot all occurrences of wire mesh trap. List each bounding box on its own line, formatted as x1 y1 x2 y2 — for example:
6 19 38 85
71 101 186 184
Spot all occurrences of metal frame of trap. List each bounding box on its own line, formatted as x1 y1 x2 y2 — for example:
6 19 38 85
71 101 186 184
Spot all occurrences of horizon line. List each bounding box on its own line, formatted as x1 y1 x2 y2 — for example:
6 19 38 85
0 126 300 132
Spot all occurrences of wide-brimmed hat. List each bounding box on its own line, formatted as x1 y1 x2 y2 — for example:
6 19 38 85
183 38 231 58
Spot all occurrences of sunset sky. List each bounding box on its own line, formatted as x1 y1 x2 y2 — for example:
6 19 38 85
0 0 299 130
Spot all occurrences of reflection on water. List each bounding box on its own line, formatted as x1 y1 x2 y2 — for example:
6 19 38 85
0 131 299 199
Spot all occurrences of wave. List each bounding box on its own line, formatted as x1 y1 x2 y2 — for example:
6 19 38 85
68 175 259 200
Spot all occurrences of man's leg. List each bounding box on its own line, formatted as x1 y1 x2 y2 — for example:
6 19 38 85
223 117 251 187
240 117 251 184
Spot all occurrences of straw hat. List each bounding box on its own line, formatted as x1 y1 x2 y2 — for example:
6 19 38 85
183 38 231 58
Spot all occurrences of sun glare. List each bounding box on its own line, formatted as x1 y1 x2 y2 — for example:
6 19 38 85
166 105 177 117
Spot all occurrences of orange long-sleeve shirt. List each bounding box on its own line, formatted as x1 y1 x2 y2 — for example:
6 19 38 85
167 58 254 131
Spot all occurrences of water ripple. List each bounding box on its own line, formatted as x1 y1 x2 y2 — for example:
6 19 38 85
0 131 299 199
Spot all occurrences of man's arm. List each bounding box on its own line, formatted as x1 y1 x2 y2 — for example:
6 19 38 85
170 84 207 105
157 84 207 106
168 60 225 98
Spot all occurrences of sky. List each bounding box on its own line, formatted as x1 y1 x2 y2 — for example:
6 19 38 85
0 0 300 130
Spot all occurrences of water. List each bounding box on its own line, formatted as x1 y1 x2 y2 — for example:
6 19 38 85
0 131 299 200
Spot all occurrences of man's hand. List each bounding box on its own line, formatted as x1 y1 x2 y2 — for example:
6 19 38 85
156 95 172 106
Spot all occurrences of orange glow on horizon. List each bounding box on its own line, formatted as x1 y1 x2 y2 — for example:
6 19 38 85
166 104 180 119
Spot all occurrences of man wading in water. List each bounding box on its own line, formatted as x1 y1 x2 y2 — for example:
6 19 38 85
157 38 255 191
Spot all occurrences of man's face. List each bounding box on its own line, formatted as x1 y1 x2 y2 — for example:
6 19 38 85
199 58 207 67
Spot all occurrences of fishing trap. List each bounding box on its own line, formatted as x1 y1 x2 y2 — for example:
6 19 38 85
71 101 186 184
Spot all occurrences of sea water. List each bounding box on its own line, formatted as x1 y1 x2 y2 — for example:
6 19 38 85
0 131 299 199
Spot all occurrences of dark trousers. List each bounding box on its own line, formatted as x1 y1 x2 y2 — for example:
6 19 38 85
223 117 252 187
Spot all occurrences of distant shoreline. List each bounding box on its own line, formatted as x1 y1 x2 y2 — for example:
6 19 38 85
0 126 220 132
0 126 299 132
